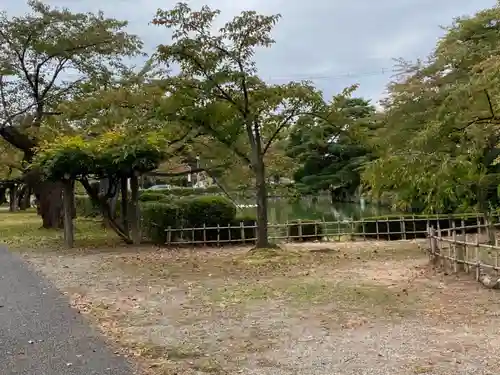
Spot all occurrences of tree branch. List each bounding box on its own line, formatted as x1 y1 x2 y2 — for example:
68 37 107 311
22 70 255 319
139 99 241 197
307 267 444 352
174 48 246 114
0 75 13 127
465 89 500 127
201 123 252 165
262 107 301 155
0 28 37 95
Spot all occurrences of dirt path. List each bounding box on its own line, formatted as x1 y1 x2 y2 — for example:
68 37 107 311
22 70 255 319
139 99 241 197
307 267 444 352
0 246 136 375
23 241 500 375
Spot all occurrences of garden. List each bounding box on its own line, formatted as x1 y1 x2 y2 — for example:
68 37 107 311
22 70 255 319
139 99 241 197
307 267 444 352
2 208 499 375
2 1 500 374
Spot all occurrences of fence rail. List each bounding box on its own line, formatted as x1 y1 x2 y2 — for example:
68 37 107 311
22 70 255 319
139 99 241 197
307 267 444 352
157 213 499 246
427 220 500 289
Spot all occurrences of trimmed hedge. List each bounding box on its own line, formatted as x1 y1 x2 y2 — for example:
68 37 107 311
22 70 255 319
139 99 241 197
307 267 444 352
141 202 181 244
139 191 168 202
178 196 237 244
358 214 485 240
181 196 236 227
138 195 252 246
154 186 221 197
288 220 323 242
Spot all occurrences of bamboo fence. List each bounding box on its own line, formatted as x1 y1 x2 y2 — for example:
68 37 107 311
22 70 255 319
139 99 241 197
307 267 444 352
427 218 500 288
159 213 499 246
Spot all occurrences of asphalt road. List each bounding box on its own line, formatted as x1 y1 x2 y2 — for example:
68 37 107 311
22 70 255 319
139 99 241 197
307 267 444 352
0 246 135 375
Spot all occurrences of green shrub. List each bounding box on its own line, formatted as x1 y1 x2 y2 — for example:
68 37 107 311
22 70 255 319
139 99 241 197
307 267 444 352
141 202 181 244
288 219 323 242
164 186 221 197
181 196 236 227
75 195 100 217
179 196 237 244
158 196 174 204
139 191 168 202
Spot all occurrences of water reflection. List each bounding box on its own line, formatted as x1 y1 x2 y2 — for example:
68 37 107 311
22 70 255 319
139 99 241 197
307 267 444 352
240 196 400 223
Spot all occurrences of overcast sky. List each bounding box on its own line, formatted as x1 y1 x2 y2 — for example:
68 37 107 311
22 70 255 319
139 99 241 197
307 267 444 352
3 0 497 104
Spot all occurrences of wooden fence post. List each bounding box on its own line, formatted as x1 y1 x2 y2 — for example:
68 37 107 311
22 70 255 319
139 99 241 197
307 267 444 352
240 221 245 244
400 216 406 240
475 230 480 281
452 220 464 272
429 227 439 264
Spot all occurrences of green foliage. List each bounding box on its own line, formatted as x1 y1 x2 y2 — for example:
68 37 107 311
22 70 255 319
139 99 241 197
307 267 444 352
287 220 323 242
140 195 238 245
180 196 236 228
141 202 181 244
34 129 167 181
362 4 500 213
34 136 94 180
151 3 347 247
139 191 168 202
150 186 220 197
75 194 100 217
0 0 142 149
289 98 376 199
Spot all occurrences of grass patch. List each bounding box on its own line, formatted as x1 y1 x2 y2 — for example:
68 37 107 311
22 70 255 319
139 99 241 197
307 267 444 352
0 210 121 251
209 278 413 314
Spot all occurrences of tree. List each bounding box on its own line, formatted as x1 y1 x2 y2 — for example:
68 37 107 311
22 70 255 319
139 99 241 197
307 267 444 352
288 97 376 201
362 4 500 214
48 60 201 245
0 0 142 227
152 3 338 248
34 127 172 247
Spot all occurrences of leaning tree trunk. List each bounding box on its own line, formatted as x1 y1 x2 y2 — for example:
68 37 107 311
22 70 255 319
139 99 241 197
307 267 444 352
80 177 132 244
99 178 119 221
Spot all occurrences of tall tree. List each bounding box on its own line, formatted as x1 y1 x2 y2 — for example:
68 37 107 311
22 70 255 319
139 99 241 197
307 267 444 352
289 97 376 201
363 4 500 213
151 3 340 248
0 0 142 227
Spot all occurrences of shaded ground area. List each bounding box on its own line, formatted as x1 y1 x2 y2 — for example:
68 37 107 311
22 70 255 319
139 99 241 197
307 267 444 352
23 241 500 375
0 246 136 375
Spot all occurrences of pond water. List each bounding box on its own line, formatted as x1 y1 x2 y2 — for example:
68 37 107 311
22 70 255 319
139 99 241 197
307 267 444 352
239 196 402 223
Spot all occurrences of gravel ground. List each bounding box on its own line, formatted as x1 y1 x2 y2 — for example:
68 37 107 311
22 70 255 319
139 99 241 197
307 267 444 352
23 242 500 375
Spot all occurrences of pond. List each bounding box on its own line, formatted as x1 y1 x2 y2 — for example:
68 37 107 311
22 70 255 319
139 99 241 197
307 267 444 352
239 196 402 223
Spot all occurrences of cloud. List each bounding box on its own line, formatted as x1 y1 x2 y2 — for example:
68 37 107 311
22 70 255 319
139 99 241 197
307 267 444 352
2 0 497 103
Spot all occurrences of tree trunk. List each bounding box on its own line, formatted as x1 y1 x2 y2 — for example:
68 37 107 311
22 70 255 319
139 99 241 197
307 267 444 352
80 177 132 244
129 174 141 245
18 185 27 210
8 185 18 212
120 177 129 236
254 158 271 248
37 181 64 229
0 187 6 205
62 180 75 248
